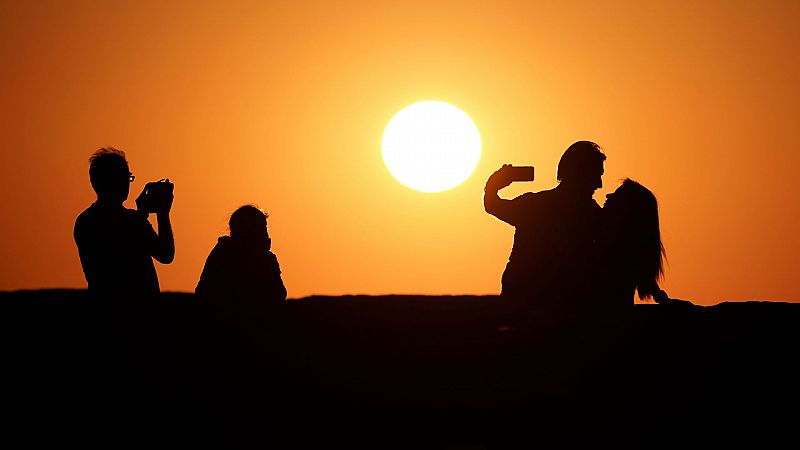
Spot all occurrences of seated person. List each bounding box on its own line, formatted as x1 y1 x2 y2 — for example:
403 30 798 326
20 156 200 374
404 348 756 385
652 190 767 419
484 141 606 314
598 178 694 309
196 205 287 309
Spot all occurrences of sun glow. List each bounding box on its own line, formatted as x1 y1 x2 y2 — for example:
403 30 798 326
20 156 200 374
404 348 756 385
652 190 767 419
382 101 481 193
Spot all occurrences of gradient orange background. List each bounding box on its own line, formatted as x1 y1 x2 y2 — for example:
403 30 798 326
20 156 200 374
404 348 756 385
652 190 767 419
1 1 798 306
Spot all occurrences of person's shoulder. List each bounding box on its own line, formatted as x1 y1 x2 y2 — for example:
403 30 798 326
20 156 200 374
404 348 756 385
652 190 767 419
75 205 93 223
123 207 149 221
76 202 103 219
521 188 559 205
208 236 232 254
74 208 90 238
74 204 101 231
122 207 157 230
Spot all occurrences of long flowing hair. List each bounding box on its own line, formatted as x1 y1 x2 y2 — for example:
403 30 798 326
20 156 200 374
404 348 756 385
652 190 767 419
614 179 666 299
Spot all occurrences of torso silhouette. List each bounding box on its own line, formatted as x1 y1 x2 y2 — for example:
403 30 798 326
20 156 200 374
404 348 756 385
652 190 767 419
74 202 160 296
595 206 653 309
492 188 601 309
195 236 287 308
596 246 637 309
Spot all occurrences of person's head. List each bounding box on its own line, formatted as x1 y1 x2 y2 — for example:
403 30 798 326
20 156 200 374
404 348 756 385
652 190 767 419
89 147 132 204
229 205 269 243
557 141 606 195
604 179 665 299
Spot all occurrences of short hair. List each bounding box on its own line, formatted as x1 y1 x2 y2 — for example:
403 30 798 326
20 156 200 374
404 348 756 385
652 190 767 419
557 141 606 182
88 147 129 192
229 205 268 238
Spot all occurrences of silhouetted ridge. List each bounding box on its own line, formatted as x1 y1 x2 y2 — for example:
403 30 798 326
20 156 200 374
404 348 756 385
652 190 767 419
1 290 797 449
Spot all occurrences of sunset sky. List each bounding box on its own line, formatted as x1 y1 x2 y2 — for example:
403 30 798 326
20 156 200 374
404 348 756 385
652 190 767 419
1 1 798 306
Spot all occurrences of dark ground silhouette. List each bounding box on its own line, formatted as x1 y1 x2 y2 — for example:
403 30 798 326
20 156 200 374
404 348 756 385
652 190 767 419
1 290 798 449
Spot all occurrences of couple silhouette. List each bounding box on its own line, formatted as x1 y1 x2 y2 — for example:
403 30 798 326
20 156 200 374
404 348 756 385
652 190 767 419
73 148 287 308
484 140 670 315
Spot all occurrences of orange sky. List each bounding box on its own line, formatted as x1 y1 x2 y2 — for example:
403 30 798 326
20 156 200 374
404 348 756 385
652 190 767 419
1 0 799 305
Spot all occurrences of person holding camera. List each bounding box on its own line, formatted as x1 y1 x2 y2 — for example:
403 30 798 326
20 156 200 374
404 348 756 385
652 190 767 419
484 141 606 314
74 147 175 298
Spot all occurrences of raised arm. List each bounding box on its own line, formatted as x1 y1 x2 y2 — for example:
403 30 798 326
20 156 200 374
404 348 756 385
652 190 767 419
152 211 175 264
483 164 519 225
137 182 175 264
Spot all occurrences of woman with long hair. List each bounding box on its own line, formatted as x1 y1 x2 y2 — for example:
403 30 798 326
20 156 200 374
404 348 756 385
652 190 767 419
598 178 668 307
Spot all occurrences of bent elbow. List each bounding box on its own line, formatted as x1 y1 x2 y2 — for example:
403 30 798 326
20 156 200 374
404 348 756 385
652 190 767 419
483 195 497 215
154 252 175 264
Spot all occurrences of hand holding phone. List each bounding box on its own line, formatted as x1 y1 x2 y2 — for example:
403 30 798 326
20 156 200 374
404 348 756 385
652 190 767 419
486 164 535 191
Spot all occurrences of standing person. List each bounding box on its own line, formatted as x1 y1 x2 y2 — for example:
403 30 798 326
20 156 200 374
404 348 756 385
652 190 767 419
484 141 606 313
73 147 178 445
74 147 175 297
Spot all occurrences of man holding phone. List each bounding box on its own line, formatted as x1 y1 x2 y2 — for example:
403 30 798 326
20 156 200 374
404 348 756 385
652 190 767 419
484 141 606 311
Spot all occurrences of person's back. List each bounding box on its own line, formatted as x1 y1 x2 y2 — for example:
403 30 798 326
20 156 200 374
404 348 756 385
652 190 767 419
196 236 287 308
500 188 601 305
196 205 287 310
484 141 606 313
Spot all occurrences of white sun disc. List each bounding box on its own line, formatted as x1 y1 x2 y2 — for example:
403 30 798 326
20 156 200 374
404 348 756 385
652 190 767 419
382 101 481 193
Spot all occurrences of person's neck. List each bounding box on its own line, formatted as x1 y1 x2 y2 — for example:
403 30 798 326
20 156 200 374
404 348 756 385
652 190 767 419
95 198 124 208
555 183 592 200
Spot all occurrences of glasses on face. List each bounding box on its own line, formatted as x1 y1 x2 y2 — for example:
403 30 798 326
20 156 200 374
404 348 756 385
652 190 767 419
129 173 135 183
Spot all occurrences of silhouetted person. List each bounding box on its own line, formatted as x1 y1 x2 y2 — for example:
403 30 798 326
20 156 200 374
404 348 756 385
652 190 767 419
74 147 174 298
484 141 606 313
597 179 663 306
598 178 691 308
196 205 287 309
194 205 288 444
73 148 178 444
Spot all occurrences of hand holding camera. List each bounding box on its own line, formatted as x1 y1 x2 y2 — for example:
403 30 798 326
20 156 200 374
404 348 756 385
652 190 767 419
485 164 535 191
136 178 174 215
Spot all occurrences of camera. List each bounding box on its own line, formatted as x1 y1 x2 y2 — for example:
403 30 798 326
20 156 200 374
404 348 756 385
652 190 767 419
138 179 174 213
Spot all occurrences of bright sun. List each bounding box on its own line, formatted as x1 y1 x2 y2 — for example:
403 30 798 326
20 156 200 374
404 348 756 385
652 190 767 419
382 101 481 193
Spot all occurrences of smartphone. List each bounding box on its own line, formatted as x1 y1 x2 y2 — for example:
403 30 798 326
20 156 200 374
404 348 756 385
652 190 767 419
507 166 535 182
